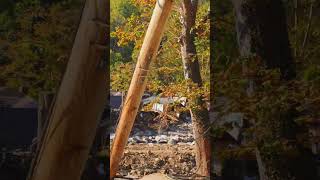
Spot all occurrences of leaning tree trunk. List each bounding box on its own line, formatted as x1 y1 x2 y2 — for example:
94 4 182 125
28 0 109 179
180 0 211 177
110 0 173 178
231 0 317 179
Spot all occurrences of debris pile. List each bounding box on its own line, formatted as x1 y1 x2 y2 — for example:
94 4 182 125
117 144 196 179
110 110 197 179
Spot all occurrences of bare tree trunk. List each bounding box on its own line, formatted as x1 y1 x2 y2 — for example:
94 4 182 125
180 0 211 177
255 148 267 180
232 0 296 80
110 0 173 178
231 0 317 179
37 92 54 148
28 0 109 179
301 0 314 59
294 0 298 57
231 0 265 178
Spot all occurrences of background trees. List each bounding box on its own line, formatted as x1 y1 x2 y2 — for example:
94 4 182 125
0 0 210 115
0 0 84 98
2 0 318 178
111 0 211 177
213 0 320 179
110 0 210 98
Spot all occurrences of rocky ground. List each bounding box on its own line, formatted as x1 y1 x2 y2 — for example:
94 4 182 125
110 110 200 179
117 144 197 179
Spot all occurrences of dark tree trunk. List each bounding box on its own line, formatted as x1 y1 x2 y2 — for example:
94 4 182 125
37 92 54 147
231 0 317 179
180 0 211 177
232 0 296 80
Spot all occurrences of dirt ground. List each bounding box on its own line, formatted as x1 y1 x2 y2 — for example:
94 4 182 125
117 144 201 179
111 110 210 179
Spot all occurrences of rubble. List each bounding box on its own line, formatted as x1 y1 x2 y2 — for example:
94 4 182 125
117 144 196 179
110 111 195 146
109 109 198 179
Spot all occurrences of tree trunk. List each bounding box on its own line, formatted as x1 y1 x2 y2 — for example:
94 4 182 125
110 0 173 178
255 147 267 180
231 0 317 179
231 0 295 80
28 0 109 179
180 0 211 177
37 92 54 148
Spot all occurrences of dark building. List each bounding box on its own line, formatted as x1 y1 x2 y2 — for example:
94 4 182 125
0 87 38 150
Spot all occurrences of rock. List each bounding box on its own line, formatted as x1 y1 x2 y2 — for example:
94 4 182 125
145 130 156 136
132 136 146 143
131 164 139 169
164 168 170 174
144 136 153 143
184 166 190 172
186 141 195 145
139 169 144 176
150 137 157 143
156 135 168 143
144 168 155 175
120 169 129 176
178 156 184 163
130 169 136 175
128 137 136 144
154 158 165 167
133 130 143 136
140 173 172 180
168 138 177 145
182 162 188 167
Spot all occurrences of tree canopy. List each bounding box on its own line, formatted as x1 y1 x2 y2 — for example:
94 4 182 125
111 0 210 105
0 0 84 98
213 0 320 178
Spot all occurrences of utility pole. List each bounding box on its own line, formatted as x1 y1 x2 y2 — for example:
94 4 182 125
110 0 173 178
28 0 109 179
